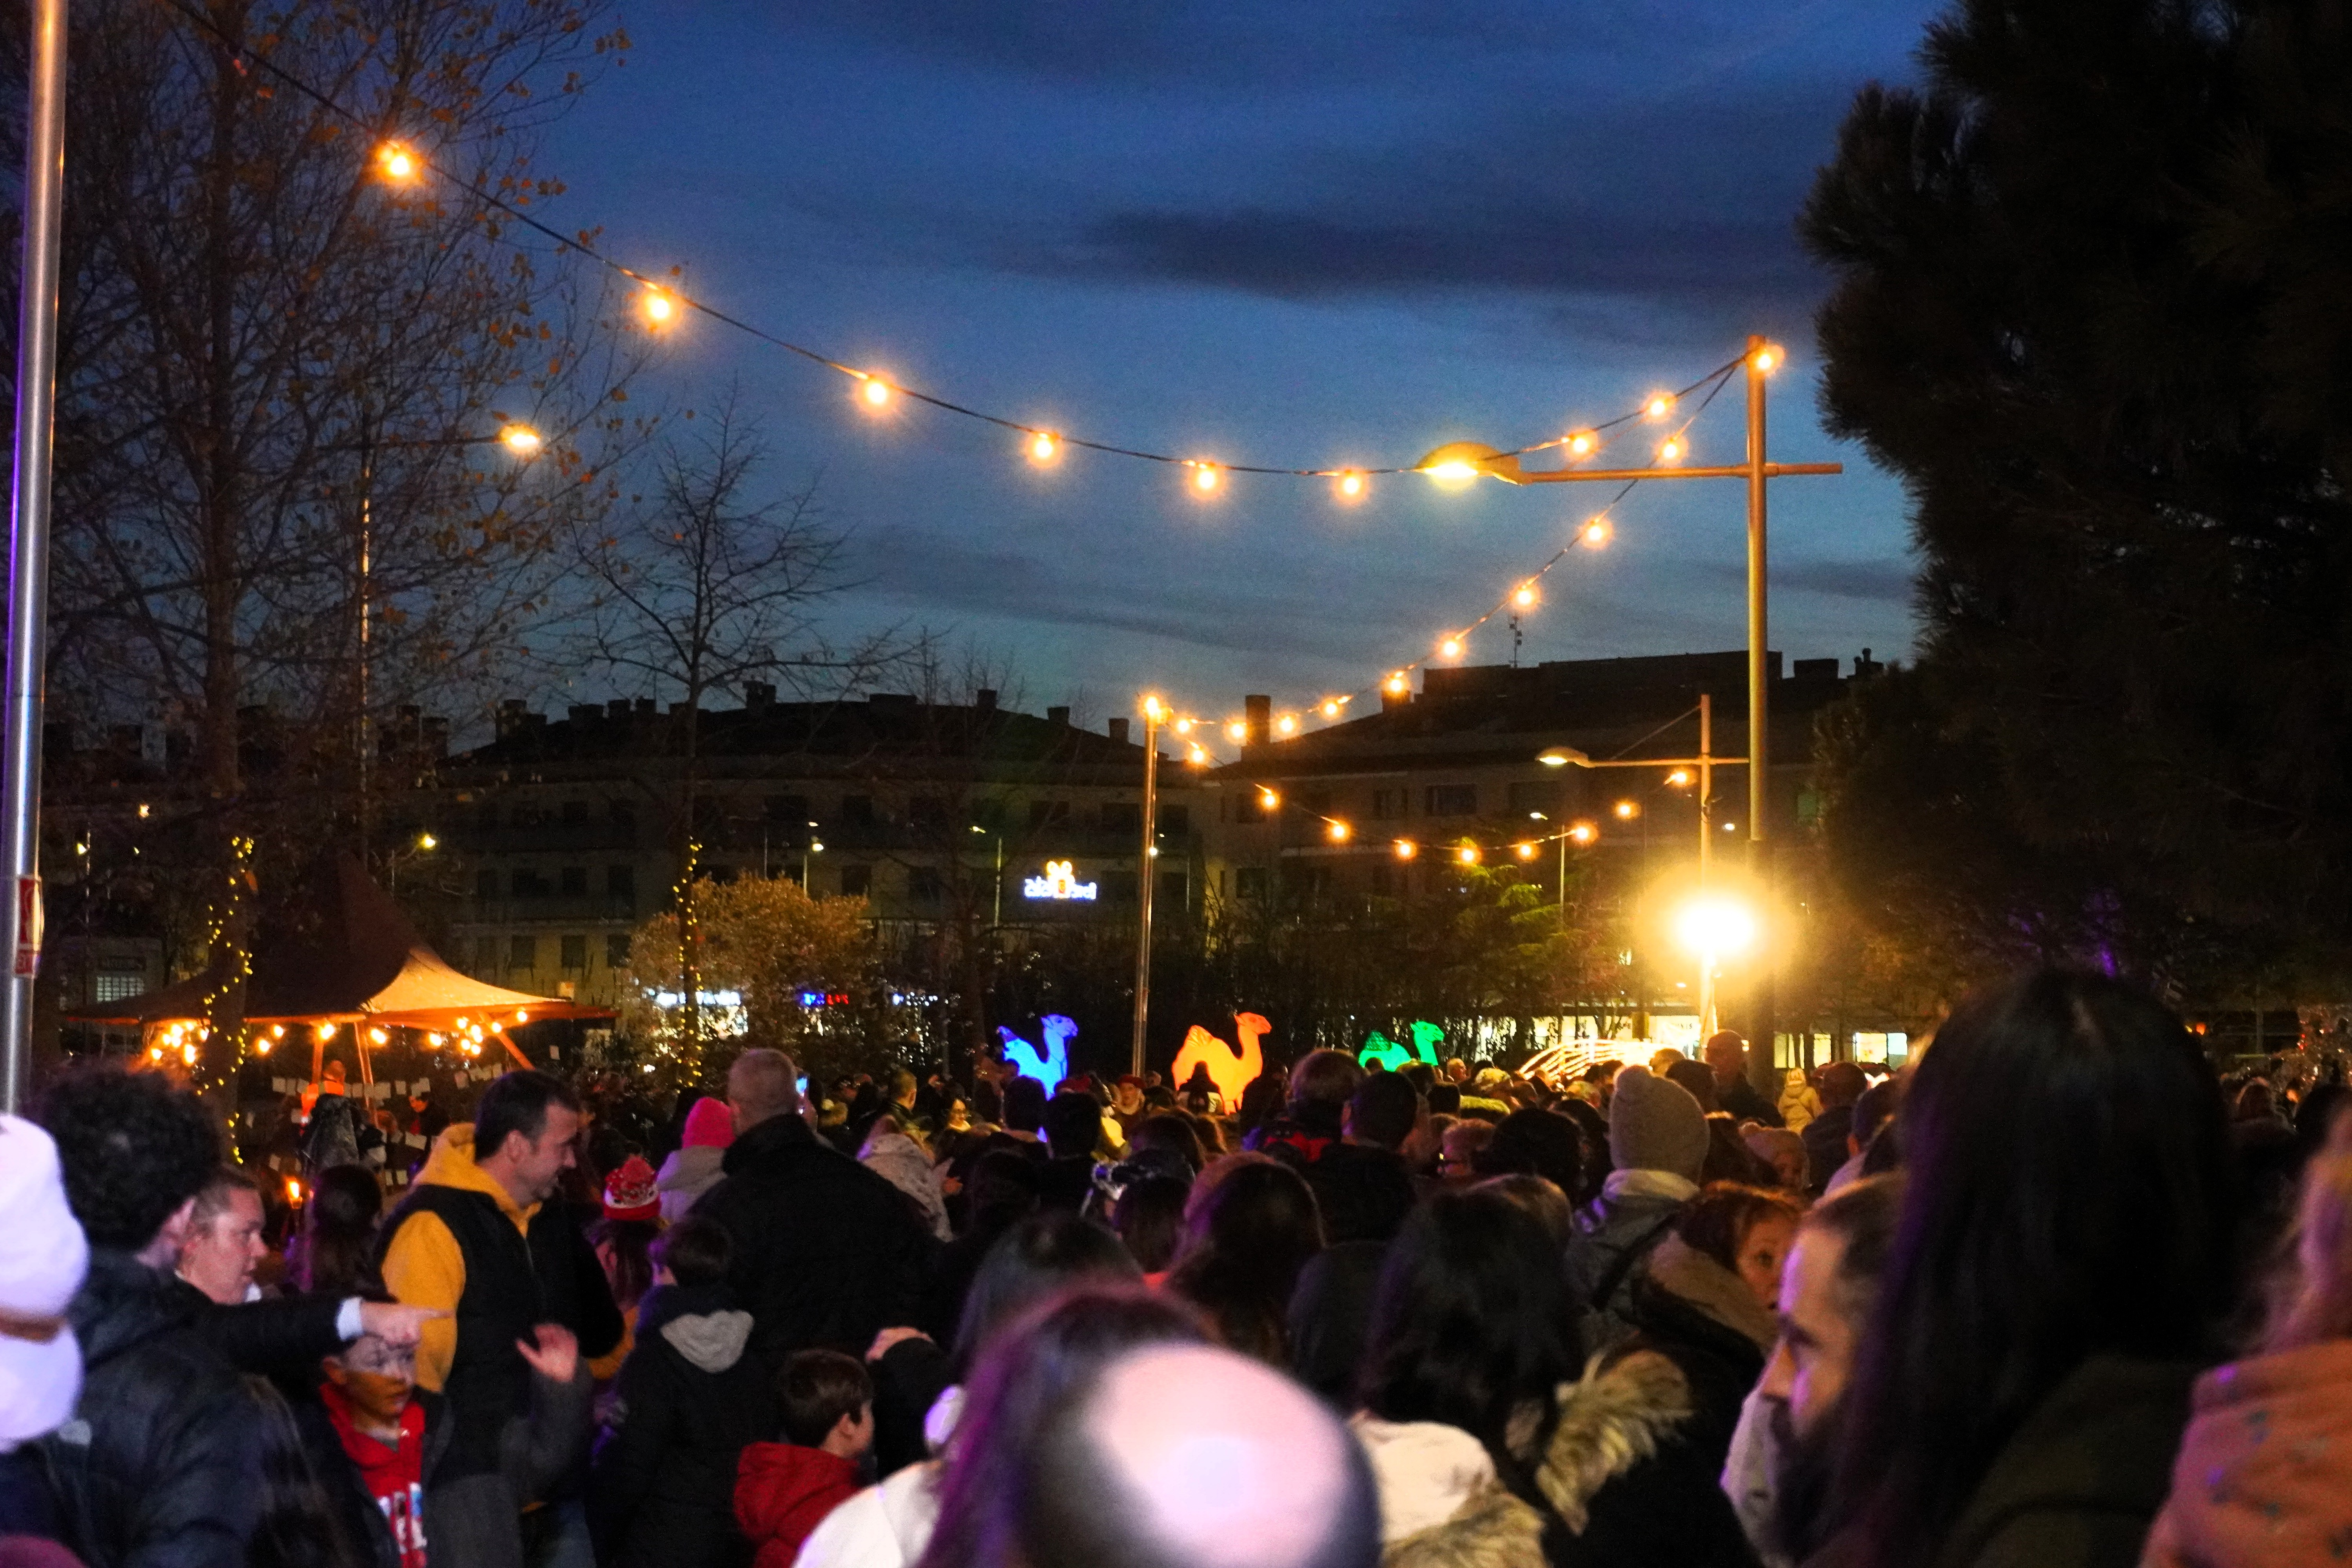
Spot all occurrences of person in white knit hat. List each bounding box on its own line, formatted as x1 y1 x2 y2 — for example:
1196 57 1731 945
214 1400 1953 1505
0 1112 90 1541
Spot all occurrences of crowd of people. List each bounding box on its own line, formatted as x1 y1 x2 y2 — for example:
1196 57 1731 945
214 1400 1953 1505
0 965 2346 1568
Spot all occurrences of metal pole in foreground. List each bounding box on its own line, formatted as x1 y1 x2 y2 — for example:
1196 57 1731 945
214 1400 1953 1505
1 0 67 1114
1745 335 1775 1069
1131 702 1160 1078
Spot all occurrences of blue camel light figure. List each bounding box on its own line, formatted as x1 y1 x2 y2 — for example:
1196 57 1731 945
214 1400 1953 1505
998 1013 1078 1097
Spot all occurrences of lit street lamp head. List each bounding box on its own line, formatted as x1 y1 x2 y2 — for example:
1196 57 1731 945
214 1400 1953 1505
498 423 542 457
1677 897 1756 957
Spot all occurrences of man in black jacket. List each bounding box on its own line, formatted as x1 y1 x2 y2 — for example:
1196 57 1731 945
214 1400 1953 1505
35 1065 271 1568
693 1048 933 1363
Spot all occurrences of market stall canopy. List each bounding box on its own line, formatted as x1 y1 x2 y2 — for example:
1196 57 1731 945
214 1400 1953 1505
67 854 613 1029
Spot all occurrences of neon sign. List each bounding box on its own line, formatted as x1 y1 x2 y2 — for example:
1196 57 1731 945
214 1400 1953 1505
1022 860 1098 901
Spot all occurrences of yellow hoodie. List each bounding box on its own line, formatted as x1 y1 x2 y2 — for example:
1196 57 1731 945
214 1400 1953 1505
379 1123 539 1394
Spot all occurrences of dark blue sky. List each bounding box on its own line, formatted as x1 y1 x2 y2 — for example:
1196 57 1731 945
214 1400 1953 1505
539 0 1942 733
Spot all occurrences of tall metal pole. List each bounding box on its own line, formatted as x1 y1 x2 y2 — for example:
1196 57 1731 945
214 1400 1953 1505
1744 336 1774 1068
1130 706 1159 1078
1 0 67 1114
1696 692 1715 1041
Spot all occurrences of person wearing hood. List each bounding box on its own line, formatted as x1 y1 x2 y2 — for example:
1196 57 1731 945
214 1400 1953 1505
1566 1064 1711 1355
590 1217 770 1567
862 1115 951 1241
1623 1183 1800 1470
0 1114 87 1548
657 1096 734 1224
733 1349 873 1568
32 1066 270 1568
378 1069 602 1568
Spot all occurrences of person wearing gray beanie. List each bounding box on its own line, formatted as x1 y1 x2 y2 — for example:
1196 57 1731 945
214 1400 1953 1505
1566 1065 1710 1354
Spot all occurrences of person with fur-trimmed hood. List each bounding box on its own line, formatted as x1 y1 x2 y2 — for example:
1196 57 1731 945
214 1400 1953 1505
1350 1187 1756 1568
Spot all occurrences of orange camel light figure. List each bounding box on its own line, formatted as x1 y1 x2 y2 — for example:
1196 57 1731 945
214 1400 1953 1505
1171 1011 1272 1110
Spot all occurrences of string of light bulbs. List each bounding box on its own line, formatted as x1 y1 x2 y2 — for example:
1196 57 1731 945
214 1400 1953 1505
152 0 1748 501
1149 358 1747 762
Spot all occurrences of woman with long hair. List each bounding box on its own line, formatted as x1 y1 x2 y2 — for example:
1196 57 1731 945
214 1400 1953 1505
1818 969 2235 1568
1354 1186 1754 1564
1164 1158 1322 1363
288 1164 384 1298
2145 1106 2352 1567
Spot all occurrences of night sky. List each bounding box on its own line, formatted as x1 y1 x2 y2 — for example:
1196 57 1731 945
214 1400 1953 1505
537 0 1942 734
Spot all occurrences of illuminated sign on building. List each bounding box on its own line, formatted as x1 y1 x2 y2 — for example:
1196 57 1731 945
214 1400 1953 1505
1022 860 1098 901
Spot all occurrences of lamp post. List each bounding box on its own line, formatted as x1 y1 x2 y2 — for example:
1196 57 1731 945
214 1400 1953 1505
1436 338 1837 1059
969 823 1004 929
0 0 66 1112
1131 697 1163 1078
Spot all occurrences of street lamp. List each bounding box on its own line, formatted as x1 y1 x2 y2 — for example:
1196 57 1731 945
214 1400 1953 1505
1676 895 1756 1041
1435 338 1838 1055
969 823 1004 928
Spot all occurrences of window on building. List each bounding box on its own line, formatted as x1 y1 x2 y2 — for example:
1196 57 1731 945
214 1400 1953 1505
766 793 811 825
475 869 499 901
840 864 872 897
1099 802 1142 835
1101 870 1139 903
1157 871 1189 910
1372 864 1399 898
606 933 631 968
606 865 635 898
908 796 948 828
1425 784 1477 817
1157 804 1190 834
608 798 637 829
1371 789 1408 820
511 869 551 898
508 935 537 970
91 971 145 1004
1235 866 1267 901
475 936 500 972
1299 789 1332 815
908 866 945 901
840 796 876 827
1508 780 1562 815
560 935 587 970
1028 799 1070 828
1234 791 1265 823
971 797 1007 830
559 866 588 896
561 799 590 825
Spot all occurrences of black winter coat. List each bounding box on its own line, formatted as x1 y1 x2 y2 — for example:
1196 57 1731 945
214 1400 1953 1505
38 1249 267 1568
691 1114 934 1362
588 1281 774 1568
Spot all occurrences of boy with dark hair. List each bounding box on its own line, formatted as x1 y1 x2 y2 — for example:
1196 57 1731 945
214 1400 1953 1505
734 1349 875 1568
589 1216 770 1568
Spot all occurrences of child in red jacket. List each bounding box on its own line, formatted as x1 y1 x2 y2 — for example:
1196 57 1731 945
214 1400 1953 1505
735 1349 875 1568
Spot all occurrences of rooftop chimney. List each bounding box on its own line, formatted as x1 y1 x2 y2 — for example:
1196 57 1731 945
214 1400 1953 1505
1244 694 1271 747
1047 705 1071 726
1108 717 1130 745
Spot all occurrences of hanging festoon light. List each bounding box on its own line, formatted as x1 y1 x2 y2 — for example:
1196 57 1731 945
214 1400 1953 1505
1189 461 1222 494
1027 431 1060 464
1658 434 1685 464
1438 633 1465 660
1513 582 1539 610
641 287 678 328
1275 714 1298 737
1385 671 1410 698
499 423 543 457
1581 517 1613 547
1333 469 1367 501
1645 392 1675 419
375 141 419 183
857 373 893 412
1565 429 1597 457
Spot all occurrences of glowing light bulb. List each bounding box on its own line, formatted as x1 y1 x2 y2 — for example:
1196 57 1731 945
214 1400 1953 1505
1457 845 1480 865
1394 840 1417 860
376 142 418 182
1513 582 1538 610
642 288 676 327
858 375 893 410
1751 345 1782 373
1581 517 1613 548
1319 700 1341 719
1174 717 1193 735
1188 744 1208 764
1191 463 1221 492
497 425 541 457
1260 789 1281 810
1614 800 1639 819
1328 821 1351 842
1439 635 1464 660
1276 714 1298 737
1028 431 1058 463
1645 393 1675 419
1142 695 1165 721
1516 842 1538 860
1658 436 1684 464
1384 671 1409 697
1423 459 1480 486
1566 430 1596 457
1334 469 1367 500
1569 822 1597 845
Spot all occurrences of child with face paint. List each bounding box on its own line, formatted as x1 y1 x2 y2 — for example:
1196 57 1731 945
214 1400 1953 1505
319 1331 440 1568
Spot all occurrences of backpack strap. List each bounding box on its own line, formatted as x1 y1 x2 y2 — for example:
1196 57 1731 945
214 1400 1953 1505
1587 1208 1684 1314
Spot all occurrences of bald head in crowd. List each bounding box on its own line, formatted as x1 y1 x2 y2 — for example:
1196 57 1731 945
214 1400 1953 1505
1020 1342 1379 1568
728 1048 802 1134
